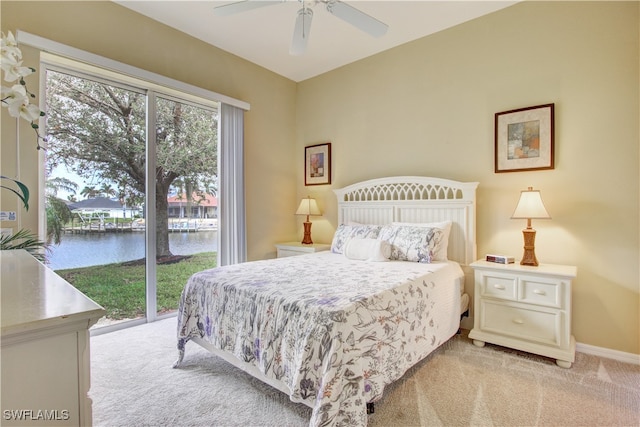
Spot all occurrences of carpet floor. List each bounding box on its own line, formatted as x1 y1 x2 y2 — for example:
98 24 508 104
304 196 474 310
90 317 640 426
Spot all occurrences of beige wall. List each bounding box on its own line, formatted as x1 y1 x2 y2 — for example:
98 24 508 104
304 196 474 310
1 0 298 259
296 1 639 355
2 1 638 356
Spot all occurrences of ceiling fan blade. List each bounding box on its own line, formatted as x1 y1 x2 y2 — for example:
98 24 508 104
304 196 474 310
213 1 282 17
290 7 313 56
325 1 388 38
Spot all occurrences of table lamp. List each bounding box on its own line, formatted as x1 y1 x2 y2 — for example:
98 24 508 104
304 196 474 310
511 187 551 266
296 196 321 244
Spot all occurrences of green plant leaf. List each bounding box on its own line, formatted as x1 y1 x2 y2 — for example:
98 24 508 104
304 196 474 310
0 176 30 211
0 228 48 262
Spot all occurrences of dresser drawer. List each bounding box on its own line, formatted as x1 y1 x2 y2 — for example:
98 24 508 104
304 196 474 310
520 277 563 308
478 272 517 301
479 300 562 347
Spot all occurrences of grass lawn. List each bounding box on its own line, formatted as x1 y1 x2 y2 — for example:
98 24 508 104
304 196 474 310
56 252 216 320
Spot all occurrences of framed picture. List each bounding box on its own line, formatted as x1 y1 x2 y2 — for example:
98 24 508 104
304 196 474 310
495 103 554 173
305 142 331 186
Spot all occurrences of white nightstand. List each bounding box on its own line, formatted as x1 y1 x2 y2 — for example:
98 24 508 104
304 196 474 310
275 241 331 258
468 260 577 368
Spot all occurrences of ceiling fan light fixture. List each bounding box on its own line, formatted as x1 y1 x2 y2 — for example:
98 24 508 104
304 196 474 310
290 6 313 56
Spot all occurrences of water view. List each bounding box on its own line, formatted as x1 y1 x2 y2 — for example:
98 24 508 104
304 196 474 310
48 230 217 270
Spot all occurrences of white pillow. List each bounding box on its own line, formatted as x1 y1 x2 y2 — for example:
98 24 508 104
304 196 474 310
343 238 390 262
392 221 452 261
330 224 383 254
378 225 444 263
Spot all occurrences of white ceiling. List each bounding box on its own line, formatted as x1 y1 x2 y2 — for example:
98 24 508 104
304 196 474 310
115 1 518 82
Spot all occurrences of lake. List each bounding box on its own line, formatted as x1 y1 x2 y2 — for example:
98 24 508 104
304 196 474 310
47 230 217 270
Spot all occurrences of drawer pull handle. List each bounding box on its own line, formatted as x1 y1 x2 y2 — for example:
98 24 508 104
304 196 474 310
493 284 506 290
512 319 524 325
533 289 546 296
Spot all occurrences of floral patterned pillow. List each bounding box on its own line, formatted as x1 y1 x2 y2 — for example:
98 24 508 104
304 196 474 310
392 221 452 261
378 225 444 263
330 224 383 254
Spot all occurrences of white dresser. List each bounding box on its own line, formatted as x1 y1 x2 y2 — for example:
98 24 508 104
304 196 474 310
1 250 105 426
468 260 577 368
275 241 331 258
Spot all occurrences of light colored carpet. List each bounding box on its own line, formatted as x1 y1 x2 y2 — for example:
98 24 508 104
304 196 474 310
90 317 640 427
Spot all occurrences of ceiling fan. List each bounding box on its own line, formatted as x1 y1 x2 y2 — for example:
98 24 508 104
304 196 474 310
213 0 388 55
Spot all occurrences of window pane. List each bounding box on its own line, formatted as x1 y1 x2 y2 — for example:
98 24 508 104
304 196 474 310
155 96 218 318
45 69 147 328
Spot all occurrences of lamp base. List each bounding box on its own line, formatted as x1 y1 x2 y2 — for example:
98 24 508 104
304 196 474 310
301 221 313 245
520 228 539 266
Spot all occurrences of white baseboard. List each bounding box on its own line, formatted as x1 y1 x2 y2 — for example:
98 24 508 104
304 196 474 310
460 320 639 366
577 342 640 366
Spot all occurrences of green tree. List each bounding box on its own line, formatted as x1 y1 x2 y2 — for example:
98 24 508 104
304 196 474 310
46 196 73 245
98 183 116 198
80 186 99 199
47 176 79 198
45 71 217 257
45 176 77 244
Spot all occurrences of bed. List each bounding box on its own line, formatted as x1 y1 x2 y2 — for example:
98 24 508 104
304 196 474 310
173 176 478 427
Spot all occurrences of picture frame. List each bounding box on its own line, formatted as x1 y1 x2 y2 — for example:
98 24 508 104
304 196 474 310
495 103 554 173
305 142 331 186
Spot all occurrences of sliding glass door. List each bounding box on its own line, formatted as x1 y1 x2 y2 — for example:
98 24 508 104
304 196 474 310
153 95 218 319
45 69 148 328
43 63 219 329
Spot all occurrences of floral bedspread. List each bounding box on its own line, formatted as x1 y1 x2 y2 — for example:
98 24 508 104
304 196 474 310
176 252 463 427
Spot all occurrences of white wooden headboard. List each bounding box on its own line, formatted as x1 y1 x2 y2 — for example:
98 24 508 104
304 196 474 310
333 176 479 266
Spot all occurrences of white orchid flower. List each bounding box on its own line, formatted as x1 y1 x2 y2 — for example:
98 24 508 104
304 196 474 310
0 31 21 62
1 82 29 102
1 84 41 121
1 56 34 83
17 101 42 122
2 83 30 110
1 31 45 149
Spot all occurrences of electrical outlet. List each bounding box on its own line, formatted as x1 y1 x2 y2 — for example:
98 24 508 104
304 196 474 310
0 228 13 238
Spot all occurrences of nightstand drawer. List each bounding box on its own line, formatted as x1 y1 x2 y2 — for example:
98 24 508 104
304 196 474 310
275 242 331 258
520 278 563 308
480 300 561 346
277 249 303 258
479 273 517 301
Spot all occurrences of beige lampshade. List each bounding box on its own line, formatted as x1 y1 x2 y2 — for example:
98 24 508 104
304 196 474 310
511 187 551 219
296 197 321 216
